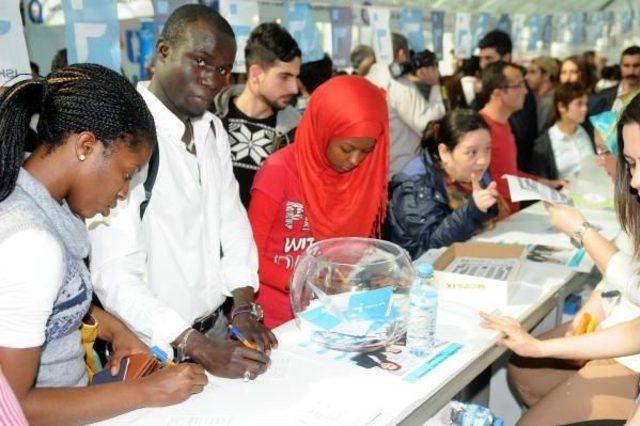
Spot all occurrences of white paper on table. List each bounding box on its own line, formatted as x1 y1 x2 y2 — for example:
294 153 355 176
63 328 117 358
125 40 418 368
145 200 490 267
503 174 573 205
166 416 232 426
444 257 519 280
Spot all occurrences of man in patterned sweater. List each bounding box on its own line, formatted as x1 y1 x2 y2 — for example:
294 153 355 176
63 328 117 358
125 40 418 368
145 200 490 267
213 23 301 207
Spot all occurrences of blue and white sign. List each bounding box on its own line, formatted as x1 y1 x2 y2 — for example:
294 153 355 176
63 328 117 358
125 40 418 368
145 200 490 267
283 1 324 63
152 0 194 38
542 15 553 48
0 0 31 86
496 14 511 35
369 7 393 63
399 8 425 52
528 14 542 52
198 0 218 9
454 13 472 58
587 12 603 43
124 20 155 83
431 11 444 58
603 11 615 39
61 0 121 71
26 0 44 24
473 13 491 53
569 12 585 45
619 10 633 34
220 0 259 72
330 7 353 70
511 14 526 47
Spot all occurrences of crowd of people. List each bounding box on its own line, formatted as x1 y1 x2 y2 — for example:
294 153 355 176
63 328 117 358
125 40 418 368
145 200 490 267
2 3 640 424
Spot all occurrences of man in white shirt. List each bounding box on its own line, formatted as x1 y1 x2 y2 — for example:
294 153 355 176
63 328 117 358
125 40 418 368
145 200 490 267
89 4 275 380
366 33 446 178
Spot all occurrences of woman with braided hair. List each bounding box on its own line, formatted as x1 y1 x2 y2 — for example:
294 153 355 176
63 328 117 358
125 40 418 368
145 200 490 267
0 64 207 425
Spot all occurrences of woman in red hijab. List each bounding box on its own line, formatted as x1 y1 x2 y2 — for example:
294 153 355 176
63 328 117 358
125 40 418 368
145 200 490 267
248 75 389 328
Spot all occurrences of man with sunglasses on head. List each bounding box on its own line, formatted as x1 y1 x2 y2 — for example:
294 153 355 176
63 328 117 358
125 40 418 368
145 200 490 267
89 4 276 381
480 61 567 213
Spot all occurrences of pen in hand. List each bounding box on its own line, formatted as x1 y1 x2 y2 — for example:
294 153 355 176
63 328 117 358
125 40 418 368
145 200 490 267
229 325 259 351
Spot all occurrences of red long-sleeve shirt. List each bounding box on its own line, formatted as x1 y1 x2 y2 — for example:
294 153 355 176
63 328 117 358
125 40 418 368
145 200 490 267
480 111 537 213
248 146 315 329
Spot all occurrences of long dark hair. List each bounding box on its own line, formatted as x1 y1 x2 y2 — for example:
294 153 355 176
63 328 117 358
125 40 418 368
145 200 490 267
562 55 596 94
616 94 640 258
421 109 490 162
0 63 157 202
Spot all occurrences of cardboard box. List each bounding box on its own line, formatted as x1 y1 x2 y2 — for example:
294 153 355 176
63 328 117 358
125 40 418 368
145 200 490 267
431 242 526 308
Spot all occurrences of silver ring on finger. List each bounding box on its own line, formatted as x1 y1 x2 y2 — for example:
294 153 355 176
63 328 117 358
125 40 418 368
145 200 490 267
243 370 251 382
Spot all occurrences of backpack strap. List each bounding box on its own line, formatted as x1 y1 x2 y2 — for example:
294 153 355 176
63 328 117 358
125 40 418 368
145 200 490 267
139 145 159 220
139 120 217 220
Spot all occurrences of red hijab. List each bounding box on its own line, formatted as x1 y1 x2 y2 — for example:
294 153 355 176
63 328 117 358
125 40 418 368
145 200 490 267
294 75 389 241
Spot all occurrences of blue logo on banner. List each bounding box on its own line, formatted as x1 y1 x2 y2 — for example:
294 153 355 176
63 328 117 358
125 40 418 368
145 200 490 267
431 11 444 58
473 13 491 51
61 0 121 71
125 20 155 82
528 14 542 51
197 0 218 11
0 20 10 36
400 8 425 52
330 7 353 69
283 2 324 63
496 14 511 35
28 0 44 24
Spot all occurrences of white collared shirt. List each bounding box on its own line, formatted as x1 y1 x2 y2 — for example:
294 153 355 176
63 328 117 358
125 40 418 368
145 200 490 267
548 123 594 180
88 82 258 353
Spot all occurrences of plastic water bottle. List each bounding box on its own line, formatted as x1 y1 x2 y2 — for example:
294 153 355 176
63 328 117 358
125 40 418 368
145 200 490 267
450 401 502 426
406 263 438 356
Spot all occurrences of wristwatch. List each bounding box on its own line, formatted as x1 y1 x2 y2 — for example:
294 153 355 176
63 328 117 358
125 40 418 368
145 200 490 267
570 221 595 249
231 303 264 322
175 328 196 363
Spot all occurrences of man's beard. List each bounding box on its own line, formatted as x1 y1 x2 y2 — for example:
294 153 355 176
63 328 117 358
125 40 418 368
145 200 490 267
266 96 292 111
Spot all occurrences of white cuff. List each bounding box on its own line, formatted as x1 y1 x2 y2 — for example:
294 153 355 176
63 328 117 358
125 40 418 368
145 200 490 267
151 310 191 359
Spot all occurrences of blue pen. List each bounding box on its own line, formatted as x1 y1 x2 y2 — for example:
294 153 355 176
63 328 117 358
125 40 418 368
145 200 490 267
229 326 258 350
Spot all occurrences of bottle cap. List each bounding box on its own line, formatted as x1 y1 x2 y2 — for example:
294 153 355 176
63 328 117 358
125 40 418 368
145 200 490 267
416 263 433 278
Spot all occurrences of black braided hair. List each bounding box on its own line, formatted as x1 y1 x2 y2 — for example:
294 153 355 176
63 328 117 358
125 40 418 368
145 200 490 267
0 63 157 202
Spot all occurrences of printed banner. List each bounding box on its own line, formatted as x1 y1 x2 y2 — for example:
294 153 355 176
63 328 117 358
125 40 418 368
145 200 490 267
399 8 425 52
197 0 218 9
542 15 553 48
511 14 526 46
151 0 193 38
283 1 324 63
454 13 472 58
123 20 155 83
587 12 603 43
603 11 615 39
61 0 121 71
330 7 353 69
220 0 259 72
431 11 444 59
0 0 31 86
24 0 44 24
569 12 585 45
619 10 633 34
496 14 511 35
473 13 491 53
556 13 571 44
369 7 393 63
528 14 542 52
